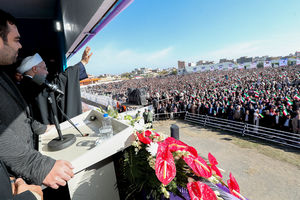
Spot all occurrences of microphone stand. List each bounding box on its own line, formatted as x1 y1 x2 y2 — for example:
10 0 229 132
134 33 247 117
55 94 89 137
47 91 76 151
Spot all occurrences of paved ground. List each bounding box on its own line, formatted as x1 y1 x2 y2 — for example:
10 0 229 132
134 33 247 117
153 120 300 200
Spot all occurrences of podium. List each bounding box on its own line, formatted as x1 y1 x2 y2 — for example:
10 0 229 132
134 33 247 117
39 110 134 199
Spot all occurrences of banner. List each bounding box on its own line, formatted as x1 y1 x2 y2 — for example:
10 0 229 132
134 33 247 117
210 65 214 71
238 64 244 69
201 66 206 71
250 62 257 69
279 59 288 67
218 65 223 70
193 67 197 72
296 58 300 65
228 63 234 70
264 61 271 68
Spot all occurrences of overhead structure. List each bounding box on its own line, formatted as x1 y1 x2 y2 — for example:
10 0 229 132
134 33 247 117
0 0 133 73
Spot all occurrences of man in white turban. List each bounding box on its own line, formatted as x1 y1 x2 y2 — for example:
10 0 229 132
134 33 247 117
17 46 92 125
17 53 46 76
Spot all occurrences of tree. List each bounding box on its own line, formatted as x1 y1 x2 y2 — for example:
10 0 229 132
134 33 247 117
257 62 263 68
170 69 177 75
121 72 132 79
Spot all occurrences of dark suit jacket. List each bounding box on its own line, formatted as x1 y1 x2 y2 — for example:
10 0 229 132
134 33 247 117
0 160 37 200
18 62 87 125
0 71 55 185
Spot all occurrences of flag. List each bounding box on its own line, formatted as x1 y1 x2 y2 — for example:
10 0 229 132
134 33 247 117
250 99 256 104
285 96 292 102
259 113 264 118
294 94 300 101
254 91 259 98
287 100 293 106
241 97 245 103
283 109 288 116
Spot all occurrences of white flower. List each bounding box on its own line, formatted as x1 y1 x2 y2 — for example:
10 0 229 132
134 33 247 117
146 142 159 157
132 141 139 147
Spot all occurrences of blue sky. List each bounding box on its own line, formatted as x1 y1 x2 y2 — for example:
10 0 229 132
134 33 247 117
67 0 300 75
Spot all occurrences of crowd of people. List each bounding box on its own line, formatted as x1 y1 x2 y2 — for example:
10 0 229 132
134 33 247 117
85 65 300 133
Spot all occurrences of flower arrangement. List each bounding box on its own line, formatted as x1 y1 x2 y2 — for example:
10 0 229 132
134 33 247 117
118 129 248 200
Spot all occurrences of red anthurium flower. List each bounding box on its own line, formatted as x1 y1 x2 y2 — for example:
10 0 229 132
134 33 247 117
186 146 198 157
164 137 189 152
208 153 218 165
183 154 212 178
187 181 217 200
211 165 222 178
137 131 152 144
155 142 176 185
227 173 241 199
193 156 212 178
208 153 222 178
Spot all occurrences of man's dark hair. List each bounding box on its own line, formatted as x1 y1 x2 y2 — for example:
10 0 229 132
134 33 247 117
0 9 16 42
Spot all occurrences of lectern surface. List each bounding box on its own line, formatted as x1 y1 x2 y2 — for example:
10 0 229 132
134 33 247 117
39 109 133 173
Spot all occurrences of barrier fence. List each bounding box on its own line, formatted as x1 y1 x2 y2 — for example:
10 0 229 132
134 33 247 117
154 111 186 121
184 112 300 149
154 111 299 149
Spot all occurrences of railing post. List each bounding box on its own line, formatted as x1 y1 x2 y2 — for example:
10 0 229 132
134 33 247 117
242 123 248 136
184 111 188 120
204 115 208 127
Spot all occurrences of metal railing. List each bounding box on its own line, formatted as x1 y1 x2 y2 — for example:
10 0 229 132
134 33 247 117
184 112 300 149
153 111 186 121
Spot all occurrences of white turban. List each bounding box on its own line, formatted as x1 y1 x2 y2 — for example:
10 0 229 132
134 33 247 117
17 53 43 74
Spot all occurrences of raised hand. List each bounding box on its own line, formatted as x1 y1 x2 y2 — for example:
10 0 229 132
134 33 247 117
81 46 93 65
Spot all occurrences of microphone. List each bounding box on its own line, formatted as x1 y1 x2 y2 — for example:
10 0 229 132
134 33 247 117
32 74 64 95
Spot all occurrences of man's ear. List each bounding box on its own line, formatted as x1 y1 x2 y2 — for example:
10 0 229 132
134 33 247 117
32 66 37 73
0 37 4 48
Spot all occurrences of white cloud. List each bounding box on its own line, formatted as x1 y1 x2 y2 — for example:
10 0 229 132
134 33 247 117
198 33 300 62
75 44 175 75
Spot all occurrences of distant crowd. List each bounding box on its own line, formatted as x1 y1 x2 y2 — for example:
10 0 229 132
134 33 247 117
83 65 300 133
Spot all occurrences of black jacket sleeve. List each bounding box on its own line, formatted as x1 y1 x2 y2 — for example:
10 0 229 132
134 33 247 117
1 161 37 200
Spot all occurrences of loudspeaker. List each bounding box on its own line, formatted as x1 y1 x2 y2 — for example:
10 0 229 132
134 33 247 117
127 88 147 105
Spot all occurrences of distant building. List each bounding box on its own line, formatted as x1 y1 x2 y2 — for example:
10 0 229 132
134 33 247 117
178 61 186 69
236 56 253 64
295 51 300 57
188 62 196 67
196 60 204 65
203 61 214 64
219 58 234 63
253 56 269 63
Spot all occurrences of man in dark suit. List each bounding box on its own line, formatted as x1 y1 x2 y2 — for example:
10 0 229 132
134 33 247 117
0 9 73 189
0 160 43 200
